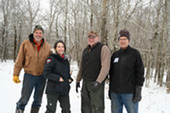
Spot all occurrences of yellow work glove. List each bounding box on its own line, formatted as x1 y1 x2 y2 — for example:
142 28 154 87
13 75 21 83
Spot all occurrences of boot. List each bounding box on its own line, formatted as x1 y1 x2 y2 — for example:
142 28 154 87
15 108 24 113
30 107 39 113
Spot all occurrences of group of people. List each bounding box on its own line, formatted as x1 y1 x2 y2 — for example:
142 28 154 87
13 25 145 113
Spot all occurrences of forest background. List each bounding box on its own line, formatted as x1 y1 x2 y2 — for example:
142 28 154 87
0 0 170 91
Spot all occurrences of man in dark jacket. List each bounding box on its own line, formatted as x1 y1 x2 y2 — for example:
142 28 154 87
76 31 110 113
109 30 145 113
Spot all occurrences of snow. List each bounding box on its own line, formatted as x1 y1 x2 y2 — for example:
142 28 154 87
0 60 170 113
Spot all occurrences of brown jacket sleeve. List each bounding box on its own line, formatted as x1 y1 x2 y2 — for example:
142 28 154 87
96 45 110 83
13 41 26 76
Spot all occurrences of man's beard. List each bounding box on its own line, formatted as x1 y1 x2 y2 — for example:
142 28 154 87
34 36 42 42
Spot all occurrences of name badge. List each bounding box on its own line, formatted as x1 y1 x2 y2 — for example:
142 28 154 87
114 57 119 63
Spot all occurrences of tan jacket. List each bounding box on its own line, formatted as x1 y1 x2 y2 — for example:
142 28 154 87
13 35 51 76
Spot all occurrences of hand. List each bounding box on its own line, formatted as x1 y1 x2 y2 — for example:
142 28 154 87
133 86 142 103
68 78 73 83
13 75 21 83
91 81 100 93
59 77 64 82
68 79 72 83
76 82 80 93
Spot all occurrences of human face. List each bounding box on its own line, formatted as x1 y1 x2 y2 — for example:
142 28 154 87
33 30 43 42
87 35 99 47
119 36 129 49
56 42 65 56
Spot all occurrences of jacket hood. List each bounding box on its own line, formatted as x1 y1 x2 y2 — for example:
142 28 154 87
29 34 45 46
50 49 69 61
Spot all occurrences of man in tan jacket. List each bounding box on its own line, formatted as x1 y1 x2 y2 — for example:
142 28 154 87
13 25 51 113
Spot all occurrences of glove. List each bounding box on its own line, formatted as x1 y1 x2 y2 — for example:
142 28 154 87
76 82 80 93
91 81 100 93
133 86 142 103
13 75 21 83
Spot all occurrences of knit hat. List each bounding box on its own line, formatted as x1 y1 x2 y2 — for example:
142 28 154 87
33 25 44 34
118 30 130 40
88 31 98 37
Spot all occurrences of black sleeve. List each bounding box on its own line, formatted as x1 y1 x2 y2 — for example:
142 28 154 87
109 53 115 77
43 56 61 82
135 51 145 86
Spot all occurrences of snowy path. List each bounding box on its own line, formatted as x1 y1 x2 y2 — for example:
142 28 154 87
0 60 170 113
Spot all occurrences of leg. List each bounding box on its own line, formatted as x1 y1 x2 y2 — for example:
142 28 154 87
16 73 35 110
45 94 59 113
121 93 138 113
15 108 24 113
59 95 71 113
110 92 123 113
32 75 46 109
90 81 105 113
81 81 92 113
30 107 39 113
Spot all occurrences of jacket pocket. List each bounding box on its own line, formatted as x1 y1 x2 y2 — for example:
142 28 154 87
24 56 31 68
55 82 66 93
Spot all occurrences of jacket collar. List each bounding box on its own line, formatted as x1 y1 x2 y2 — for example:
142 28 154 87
120 45 131 53
87 42 100 49
51 53 68 61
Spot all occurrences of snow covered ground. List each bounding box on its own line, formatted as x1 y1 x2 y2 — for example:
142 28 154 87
0 60 170 113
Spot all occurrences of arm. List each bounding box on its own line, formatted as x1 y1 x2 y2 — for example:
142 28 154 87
76 61 83 83
96 45 111 83
133 51 145 103
43 57 61 82
76 61 82 93
135 51 145 86
13 41 26 76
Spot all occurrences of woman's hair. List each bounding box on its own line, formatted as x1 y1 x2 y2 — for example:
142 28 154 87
54 40 66 51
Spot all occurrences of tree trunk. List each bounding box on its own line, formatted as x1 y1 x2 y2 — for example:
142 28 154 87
166 0 170 93
100 0 108 45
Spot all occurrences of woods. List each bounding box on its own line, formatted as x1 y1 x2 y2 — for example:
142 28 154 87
0 0 169 90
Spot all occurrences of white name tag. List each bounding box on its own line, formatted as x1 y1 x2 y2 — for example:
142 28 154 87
114 57 119 63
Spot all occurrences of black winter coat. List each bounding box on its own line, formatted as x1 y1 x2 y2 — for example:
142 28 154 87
43 53 72 95
109 46 145 94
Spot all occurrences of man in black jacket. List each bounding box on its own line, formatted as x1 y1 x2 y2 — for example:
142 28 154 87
109 30 145 113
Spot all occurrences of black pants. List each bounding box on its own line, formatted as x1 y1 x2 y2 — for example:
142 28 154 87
45 94 71 113
81 80 105 113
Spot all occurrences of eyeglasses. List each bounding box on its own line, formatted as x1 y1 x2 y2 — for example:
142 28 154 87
88 35 96 39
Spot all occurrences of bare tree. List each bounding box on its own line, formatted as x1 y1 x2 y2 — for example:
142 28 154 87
100 0 108 45
0 0 10 61
24 0 40 34
166 0 170 93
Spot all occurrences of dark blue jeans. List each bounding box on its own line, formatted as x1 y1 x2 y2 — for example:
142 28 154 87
16 73 46 110
110 92 138 113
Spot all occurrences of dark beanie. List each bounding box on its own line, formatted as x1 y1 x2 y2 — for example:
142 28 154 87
33 25 44 34
118 30 130 40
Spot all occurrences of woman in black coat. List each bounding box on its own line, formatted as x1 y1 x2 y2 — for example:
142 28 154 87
43 40 73 113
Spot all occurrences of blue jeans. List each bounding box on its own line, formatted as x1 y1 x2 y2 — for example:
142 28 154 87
110 92 138 113
16 73 46 110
